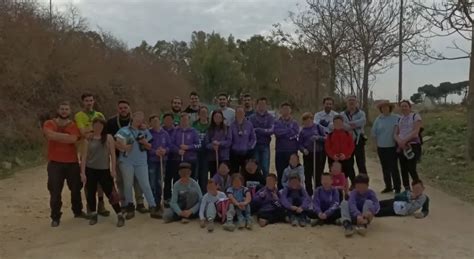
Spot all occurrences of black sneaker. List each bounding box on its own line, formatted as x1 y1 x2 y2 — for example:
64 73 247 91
51 220 60 227
136 204 149 214
125 204 135 220
89 214 98 225
149 207 161 219
74 211 89 219
381 188 393 194
97 200 111 217
343 220 354 237
117 214 125 228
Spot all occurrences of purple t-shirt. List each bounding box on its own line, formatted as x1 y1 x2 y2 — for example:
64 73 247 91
397 112 422 144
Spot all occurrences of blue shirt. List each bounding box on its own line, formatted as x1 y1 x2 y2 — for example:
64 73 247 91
115 126 152 166
371 114 399 148
226 186 249 202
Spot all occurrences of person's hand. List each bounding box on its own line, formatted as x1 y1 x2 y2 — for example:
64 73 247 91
296 207 303 214
80 173 87 185
200 219 206 228
178 149 186 156
349 122 357 129
272 192 279 200
339 154 346 160
303 149 309 156
110 169 117 179
310 135 318 142
414 212 425 219
181 210 192 218
138 138 148 145
397 140 406 149
357 215 365 225
362 211 373 219
212 140 220 146
212 143 219 151
180 144 189 150
125 144 133 152
318 213 327 220
238 203 246 210
290 206 298 211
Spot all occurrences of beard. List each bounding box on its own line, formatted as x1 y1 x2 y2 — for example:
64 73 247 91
172 108 181 113
58 114 70 120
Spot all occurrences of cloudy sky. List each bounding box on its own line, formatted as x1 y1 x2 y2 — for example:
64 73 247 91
41 0 469 102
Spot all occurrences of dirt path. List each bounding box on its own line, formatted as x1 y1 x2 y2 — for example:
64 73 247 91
1 155 474 259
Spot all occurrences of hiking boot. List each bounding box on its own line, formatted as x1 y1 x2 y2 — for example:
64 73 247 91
291 218 298 227
51 220 60 227
207 221 215 232
150 207 161 219
245 219 253 230
74 211 88 219
136 203 149 214
89 214 98 225
356 225 367 236
125 204 135 220
381 188 393 194
258 218 268 227
181 218 190 224
334 218 343 226
299 218 307 227
97 200 110 217
117 214 125 228
223 222 236 232
343 221 354 237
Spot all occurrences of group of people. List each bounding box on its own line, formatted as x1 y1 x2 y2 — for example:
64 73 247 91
42 91 430 236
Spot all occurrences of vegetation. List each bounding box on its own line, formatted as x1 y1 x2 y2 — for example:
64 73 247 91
410 81 469 104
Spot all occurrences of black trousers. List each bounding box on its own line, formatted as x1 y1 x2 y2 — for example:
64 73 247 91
377 147 401 191
47 161 83 221
307 208 341 224
303 152 326 196
230 150 252 174
352 140 368 175
257 207 287 223
328 158 355 185
85 168 121 214
398 144 421 189
376 199 397 217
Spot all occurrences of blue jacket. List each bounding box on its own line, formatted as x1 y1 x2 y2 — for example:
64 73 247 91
230 120 256 154
348 189 380 218
170 127 201 161
252 186 281 213
298 123 326 153
249 111 275 146
280 187 311 210
341 109 366 144
274 117 299 153
312 186 340 216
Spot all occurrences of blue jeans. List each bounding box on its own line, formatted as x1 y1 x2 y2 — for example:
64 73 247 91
275 151 295 189
119 163 156 208
254 145 270 177
148 160 164 206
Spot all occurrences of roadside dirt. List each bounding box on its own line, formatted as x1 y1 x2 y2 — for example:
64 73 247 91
1 155 474 259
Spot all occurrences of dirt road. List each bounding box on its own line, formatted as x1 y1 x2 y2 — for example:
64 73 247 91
1 156 474 259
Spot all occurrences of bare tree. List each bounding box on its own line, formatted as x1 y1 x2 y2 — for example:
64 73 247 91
416 0 473 160
344 0 427 118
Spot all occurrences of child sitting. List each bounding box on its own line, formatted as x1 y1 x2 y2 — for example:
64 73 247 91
281 153 305 189
252 174 286 227
199 180 228 232
340 174 379 237
377 179 429 218
309 173 341 226
280 175 311 227
224 174 253 231
212 162 232 192
242 159 265 197
330 161 348 200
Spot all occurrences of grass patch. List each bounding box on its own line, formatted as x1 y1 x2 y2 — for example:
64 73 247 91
0 140 45 179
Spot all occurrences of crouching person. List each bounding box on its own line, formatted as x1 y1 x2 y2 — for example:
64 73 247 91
377 179 429 218
252 174 286 227
199 180 227 232
309 173 341 226
163 162 203 223
340 174 379 237
223 174 253 231
280 175 311 227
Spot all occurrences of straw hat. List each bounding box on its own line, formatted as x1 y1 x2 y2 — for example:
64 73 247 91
376 100 394 110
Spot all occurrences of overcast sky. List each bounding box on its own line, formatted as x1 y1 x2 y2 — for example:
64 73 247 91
42 0 469 102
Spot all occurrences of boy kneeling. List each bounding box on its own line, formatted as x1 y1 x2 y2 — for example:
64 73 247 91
280 175 311 227
199 180 227 232
252 174 286 227
340 174 379 237
308 173 341 226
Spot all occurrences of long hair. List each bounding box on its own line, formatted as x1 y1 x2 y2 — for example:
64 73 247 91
92 117 108 144
208 110 227 137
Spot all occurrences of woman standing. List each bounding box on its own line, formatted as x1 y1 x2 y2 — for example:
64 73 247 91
205 110 232 177
80 118 125 227
230 106 256 174
394 100 422 191
193 106 210 193
371 101 401 194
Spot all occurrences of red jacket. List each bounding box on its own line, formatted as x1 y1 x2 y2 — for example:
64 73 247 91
325 129 355 160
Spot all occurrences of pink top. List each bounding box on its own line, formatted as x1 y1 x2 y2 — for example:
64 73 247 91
398 112 422 144
332 173 347 189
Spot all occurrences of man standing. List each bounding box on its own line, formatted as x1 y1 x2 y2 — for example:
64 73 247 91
274 102 300 189
341 95 368 175
184 92 201 123
163 97 183 126
249 97 274 177
43 101 86 227
216 93 235 126
243 93 255 119
106 100 147 214
74 93 109 217
314 97 338 134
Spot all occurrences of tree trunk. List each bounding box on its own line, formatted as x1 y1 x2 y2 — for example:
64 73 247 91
467 26 474 161
329 56 337 97
362 59 370 122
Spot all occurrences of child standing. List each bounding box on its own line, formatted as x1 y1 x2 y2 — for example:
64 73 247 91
199 180 227 232
309 173 341 226
325 115 355 184
212 162 232 192
252 174 286 227
330 161 348 201
280 175 311 227
340 174 379 237
377 179 429 218
224 174 253 231
281 154 305 189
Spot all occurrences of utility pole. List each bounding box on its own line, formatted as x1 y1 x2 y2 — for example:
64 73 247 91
49 0 52 22
398 0 403 103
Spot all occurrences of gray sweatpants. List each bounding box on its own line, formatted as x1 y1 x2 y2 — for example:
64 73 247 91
163 191 200 222
340 200 375 223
